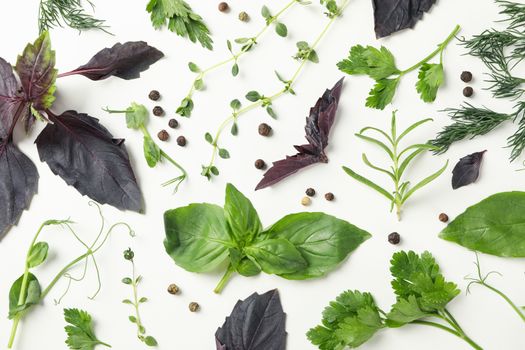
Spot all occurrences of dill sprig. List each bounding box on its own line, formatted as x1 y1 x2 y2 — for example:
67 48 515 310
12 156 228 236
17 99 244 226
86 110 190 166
433 0 525 161
38 0 108 34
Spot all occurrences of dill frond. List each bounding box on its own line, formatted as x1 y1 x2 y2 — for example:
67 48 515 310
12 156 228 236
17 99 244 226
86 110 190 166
38 0 108 34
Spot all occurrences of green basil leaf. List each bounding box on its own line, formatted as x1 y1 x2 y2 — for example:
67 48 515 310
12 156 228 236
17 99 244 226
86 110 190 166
143 136 161 168
236 258 261 277
9 273 41 319
27 242 49 268
263 213 371 279
439 191 525 257
164 204 233 272
245 238 307 275
224 184 262 243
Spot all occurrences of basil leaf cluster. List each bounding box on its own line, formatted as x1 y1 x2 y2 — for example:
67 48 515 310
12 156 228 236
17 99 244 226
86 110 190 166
163 184 371 293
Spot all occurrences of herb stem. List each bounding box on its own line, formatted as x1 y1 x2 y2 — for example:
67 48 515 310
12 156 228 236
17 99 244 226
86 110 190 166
181 0 299 105
130 261 144 341
412 319 483 350
204 0 350 175
401 25 461 75
214 264 235 294
477 281 525 323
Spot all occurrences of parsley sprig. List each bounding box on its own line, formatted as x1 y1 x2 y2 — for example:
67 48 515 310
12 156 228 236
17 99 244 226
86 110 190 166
337 25 460 109
146 0 213 50
64 308 111 349
308 251 483 350
201 0 350 180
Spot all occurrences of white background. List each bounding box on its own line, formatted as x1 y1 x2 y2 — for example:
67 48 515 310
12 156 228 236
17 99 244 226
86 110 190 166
1 0 524 349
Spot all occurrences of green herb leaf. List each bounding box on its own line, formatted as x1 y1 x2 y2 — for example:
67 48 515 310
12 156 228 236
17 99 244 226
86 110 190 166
263 213 370 279
188 62 200 73
245 238 308 275
246 91 262 102
218 148 230 159
275 22 288 37
307 290 384 349
365 78 399 110
337 45 370 75
224 184 262 244
232 63 239 77
204 132 214 144
176 97 194 117
27 242 49 268
266 106 277 119
64 308 110 349
230 99 241 110
143 136 161 168
144 336 158 346
125 103 148 129
164 204 231 272
8 273 41 319
440 192 525 257
416 63 444 103
261 5 272 19
146 0 213 50
194 78 204 91
230 122 239 135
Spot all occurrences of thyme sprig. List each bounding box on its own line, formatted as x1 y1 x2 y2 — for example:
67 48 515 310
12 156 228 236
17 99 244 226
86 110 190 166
343 111 448 220
201 0 350 179
176 0 309 118
432 0 525 161
7 202 134 349
38 0 108 34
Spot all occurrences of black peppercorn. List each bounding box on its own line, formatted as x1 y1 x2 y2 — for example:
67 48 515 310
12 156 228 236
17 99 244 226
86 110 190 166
388 232 401 245
306 188 316 197
148 90 160 101
218 2 229 12
158 130 169 141
439 213 449 223
463 86 474 97
258 123 272 136
189 302 200 312
167 283 180 295
123 248 134 261
153 106 164 116
324 192 334 201
254 159 266 169
460 71 473 83
168 118 179 129
177 136 187 147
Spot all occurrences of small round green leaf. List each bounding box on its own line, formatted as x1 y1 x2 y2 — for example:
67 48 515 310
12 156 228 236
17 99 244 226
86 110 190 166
219 148 230 159
188 62 200 73
144 336 158 346
275 23 288 37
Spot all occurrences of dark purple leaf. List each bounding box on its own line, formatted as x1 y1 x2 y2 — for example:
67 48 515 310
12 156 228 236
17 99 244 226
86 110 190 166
255 78 344 190
452 150 486 190
35 110 143 212
373 0 437 38
60 41 164 81
14 31 57 111
215 290 286 350
0 58 27 137
0 141 39 237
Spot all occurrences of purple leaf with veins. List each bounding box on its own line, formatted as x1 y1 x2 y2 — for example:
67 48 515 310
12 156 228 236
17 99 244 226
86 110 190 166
452 150 486 189
255 78 344 190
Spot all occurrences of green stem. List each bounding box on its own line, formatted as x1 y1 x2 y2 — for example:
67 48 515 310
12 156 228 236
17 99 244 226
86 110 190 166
204 0 350 174
400 25 460 75
412 319 483 350
480 282 525 324
214 265 235 294
182 0 299 102
130 261 144 341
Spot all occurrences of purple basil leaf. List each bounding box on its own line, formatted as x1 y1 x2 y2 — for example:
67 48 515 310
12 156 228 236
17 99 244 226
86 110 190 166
215 290 286 350
61 41 164 81
372 0 437 38
255 78 344 190
0 141 39 237
35 110 143 212
0 58 26 137
14 32 57 112
215 338 227 350
452 150 486 190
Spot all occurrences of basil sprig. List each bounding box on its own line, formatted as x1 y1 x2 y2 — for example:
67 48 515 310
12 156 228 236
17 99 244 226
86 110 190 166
163 184 370 293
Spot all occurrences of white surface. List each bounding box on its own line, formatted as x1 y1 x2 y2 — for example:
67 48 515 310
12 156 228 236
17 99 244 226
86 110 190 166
1 0 524 349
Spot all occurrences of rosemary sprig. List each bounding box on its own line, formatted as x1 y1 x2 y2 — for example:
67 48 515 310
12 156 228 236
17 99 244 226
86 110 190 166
38 0 108 34
343 111 448 220
201 0 349 179
176 0 309 118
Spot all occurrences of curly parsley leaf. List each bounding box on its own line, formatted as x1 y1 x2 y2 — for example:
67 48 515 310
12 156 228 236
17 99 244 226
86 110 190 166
416 63 444 102
64 308 110 349
365 78 399 109
307 290 384 349
146 0 213 50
